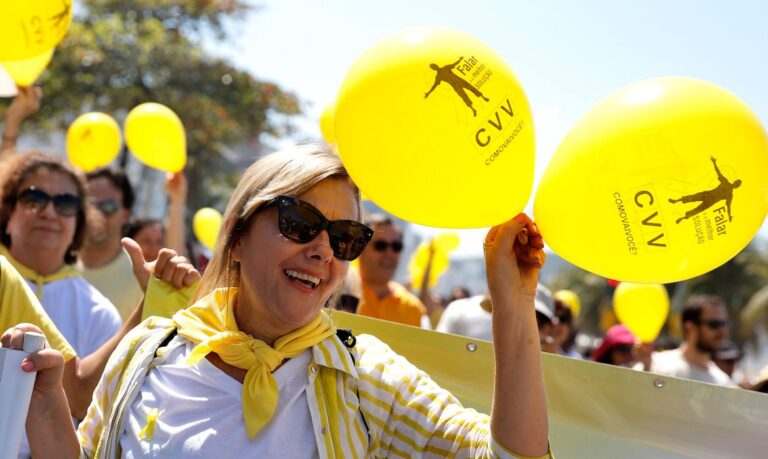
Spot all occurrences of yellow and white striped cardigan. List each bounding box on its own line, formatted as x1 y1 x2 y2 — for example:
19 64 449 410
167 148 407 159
77 315 545 458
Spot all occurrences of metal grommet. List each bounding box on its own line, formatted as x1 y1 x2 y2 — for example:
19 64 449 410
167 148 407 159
466 343 477 352
653 378 665 388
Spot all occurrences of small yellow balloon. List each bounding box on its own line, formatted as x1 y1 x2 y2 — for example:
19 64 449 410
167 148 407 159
1 48 54 87
66 113 121 172
0 1 72 61
125 103 187 173
335 27 535 228
535 77 768 283
433 232 460 252
193 208 223 251
319 103 336 144
613 282 670 343
554 289 581 318
408 240 451 289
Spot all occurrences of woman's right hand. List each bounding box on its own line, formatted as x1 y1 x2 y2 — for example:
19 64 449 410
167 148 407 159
1 324 65 396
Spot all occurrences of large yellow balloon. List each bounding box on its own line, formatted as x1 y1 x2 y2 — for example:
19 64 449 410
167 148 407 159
554 289 581 318
0 1 72 61
125 103 187 173
534 77 768 283
1 49 54 87
319 103 336 144
613 282 670 343
193 208 223 251
335 27 535 228
66 113 121 172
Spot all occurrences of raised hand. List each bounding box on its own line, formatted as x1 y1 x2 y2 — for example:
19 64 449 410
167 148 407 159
122 237 200 292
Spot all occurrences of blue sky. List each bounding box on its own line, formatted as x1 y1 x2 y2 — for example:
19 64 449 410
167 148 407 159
219 0 768 257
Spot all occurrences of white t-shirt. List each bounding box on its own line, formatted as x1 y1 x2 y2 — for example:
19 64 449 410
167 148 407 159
120 336 319 458
436 295 493 341
648 348 734 386
27 277 122 358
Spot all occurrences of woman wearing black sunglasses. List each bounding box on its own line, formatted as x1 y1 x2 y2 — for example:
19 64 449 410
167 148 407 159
14 145 551 458
0 152 123 361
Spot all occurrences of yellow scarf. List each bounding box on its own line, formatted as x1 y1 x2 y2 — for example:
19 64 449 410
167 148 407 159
172 287 335 439
0 245 80 298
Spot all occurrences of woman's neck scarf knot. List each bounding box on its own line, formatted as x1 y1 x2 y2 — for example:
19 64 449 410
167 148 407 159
172 287 335 438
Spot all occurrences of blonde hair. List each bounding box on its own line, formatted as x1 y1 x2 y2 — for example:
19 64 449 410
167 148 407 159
192 145 361 303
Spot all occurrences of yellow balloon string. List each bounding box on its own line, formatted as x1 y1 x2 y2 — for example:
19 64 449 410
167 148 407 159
138 408 161 441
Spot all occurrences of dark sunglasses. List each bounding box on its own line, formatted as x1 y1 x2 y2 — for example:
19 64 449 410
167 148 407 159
699 319 731 330
262 196 373 261
372 240 403 253
89 198 120 216
17 187 81 217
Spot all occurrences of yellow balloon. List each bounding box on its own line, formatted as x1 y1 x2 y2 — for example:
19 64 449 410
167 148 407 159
1 48 54 87
0 1 72 61
433 232 460 252
534 77 768 283
613 282 670 343
125 103 187 173
554 289 581 318
320 103 336 144
193 208 223 251
66 112 121 172
335 27 535 228
408 241 450 289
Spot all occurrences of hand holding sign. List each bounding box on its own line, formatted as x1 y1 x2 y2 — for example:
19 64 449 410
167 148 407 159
335 27 534 228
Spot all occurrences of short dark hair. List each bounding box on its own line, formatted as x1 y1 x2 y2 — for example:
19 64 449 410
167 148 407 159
682 294 726 332
86 167 135 210
124 218 164 239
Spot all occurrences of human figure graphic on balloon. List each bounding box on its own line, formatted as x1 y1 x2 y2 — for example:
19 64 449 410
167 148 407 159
50 1 73 29
668 156 742 224
424 56 489 116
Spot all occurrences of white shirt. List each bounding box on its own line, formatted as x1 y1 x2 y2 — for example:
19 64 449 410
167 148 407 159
436 295 493 341
120 336 319 458
28 277 121 358
648 348 734 386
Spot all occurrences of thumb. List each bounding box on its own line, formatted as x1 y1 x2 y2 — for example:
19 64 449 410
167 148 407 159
122 237 150 290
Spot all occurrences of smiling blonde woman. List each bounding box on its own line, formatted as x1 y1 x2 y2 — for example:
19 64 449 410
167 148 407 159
4 145 552 458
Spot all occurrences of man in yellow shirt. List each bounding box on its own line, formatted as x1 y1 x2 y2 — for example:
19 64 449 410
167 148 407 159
356 215 427 327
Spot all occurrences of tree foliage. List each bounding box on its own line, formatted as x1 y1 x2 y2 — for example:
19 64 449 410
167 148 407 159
6 0 301 210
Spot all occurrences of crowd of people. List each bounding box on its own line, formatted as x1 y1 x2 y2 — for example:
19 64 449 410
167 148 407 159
1 80 766 459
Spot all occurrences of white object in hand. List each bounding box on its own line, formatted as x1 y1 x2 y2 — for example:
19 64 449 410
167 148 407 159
0 332 46 459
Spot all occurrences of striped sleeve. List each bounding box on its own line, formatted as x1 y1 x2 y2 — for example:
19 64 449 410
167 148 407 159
76 319 165 456
355 334 551 458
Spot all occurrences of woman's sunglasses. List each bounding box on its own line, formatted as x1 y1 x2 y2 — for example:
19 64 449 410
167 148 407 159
17 187 82 217
372 240 403 253
261 195 373 261
89 198 120 216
